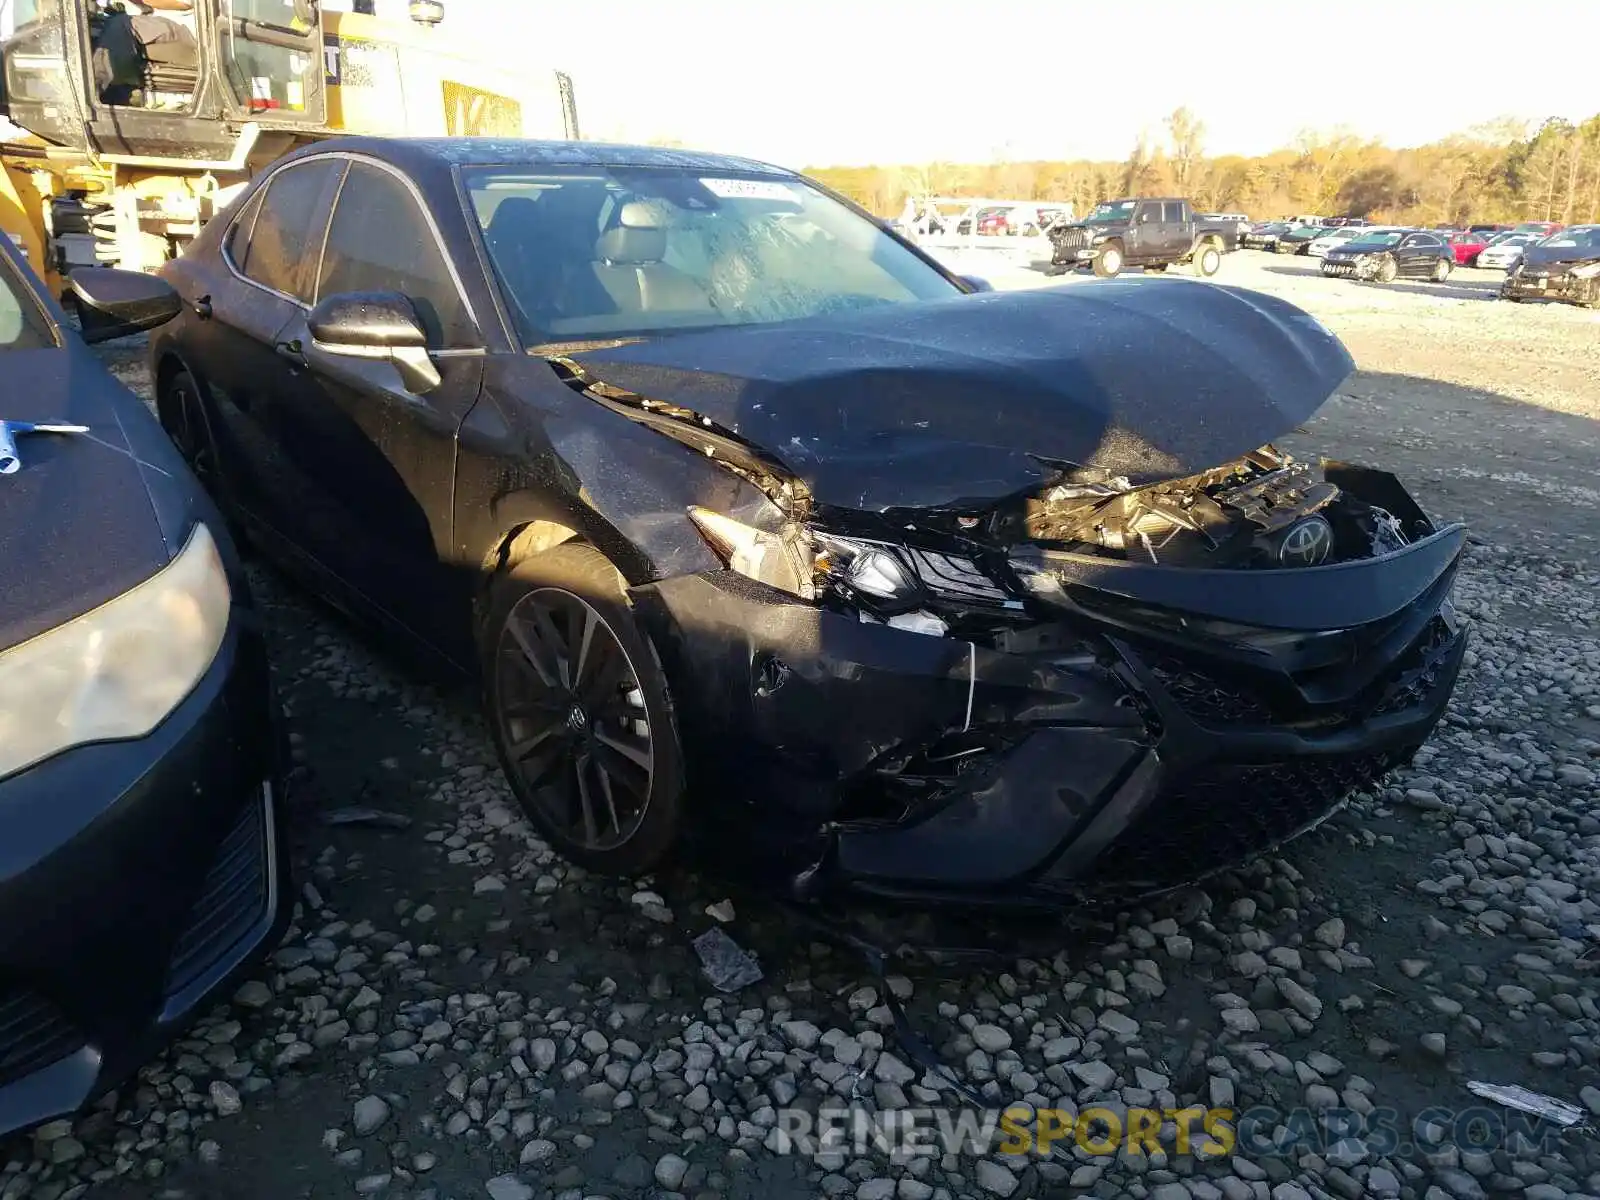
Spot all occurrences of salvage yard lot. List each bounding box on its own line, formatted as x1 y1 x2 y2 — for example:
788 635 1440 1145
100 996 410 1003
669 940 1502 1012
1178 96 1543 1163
6 252 1600 1200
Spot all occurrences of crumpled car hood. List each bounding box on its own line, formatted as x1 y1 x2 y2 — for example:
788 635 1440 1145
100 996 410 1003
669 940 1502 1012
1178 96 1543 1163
569 280 1353 511
1521 245 1600 271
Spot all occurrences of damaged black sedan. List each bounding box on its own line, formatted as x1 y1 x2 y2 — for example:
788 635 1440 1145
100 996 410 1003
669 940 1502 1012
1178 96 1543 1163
148 137 1468 907
1499 225 1600 307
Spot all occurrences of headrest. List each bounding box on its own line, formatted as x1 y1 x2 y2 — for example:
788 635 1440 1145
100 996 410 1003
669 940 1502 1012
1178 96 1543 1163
595 200 670 265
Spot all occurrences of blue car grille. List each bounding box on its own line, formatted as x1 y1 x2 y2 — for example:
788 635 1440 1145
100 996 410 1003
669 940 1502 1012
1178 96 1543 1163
164 798 271 999
0 986 85 1088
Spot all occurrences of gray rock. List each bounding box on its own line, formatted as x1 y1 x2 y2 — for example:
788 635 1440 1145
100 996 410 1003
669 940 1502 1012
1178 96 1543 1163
485 1177 534 1200
529 1038 557 1071
233 979 273 1008
1367 1167 1402 1196
875 1053 916 1086
972 1024 1012 1053
520 1139 556 1165
1432 1167 1486 1200
353 1095 391 1136
1071 1059 1116 1091
1581 1084 1600 1117
975 1159 1019 1196
1325 1137 1368 1168
781 1020 822 1050
1276 977 1322 1021
1420 1032 1448 1058
655 1153 690 1190
1097 1010 1139 1037
1221 1008 1261 1034
857 1180 896 1200
1314 917 1346 947
210 1079 243 1116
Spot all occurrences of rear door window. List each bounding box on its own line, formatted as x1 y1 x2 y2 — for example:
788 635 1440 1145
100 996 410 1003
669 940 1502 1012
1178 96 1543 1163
316 160 475 349
235 158 343 303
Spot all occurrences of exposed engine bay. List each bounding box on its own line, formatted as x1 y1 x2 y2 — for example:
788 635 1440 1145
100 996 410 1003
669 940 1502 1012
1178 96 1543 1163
1020 446 1422 569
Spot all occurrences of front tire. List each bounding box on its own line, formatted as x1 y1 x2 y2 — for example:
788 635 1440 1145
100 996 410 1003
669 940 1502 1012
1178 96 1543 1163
481 543 685 876
1194 244 1222 277
1093 243 1124 278
1376 256 1399 284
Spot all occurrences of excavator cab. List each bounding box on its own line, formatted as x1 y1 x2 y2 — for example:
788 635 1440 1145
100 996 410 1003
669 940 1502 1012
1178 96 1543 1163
1 0 324 160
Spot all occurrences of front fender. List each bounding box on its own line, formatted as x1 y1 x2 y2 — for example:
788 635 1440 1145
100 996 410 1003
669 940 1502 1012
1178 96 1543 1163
452 356 760 588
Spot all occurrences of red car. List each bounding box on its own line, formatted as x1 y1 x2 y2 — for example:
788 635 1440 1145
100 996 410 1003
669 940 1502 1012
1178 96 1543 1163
1446 230 1490 266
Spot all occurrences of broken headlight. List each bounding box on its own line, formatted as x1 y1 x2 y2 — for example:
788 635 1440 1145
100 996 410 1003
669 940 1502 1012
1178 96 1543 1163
1569 262 1600 279
687 507 817 600
813 537 921 609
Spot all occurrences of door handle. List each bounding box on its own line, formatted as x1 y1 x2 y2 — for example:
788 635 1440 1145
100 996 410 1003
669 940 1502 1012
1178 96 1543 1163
193 294 212 319
275 339 307 368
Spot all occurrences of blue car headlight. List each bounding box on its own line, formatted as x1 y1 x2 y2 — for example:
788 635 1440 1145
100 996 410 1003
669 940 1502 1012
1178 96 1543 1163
0 522 231 780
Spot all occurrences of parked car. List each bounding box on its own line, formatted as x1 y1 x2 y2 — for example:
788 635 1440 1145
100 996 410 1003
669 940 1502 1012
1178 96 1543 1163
0 240 287 1138
1047 197 1231 276
1444 229 1491 266
1276 225 1334 255
1306 226 1381 258
1200 212 1252 240
1468 224 1512 235
1241 221 1290 250
1500 224 1600 307
1475 231 1543 272
1512 221 1564 238
147 136 1467 904
1320 228 1456 282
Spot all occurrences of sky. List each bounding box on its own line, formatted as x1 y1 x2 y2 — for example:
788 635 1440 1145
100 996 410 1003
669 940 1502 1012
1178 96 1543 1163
455 0 1600 168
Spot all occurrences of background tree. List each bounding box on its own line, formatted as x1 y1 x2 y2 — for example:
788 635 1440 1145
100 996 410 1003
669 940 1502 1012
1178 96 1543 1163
806 109 1600 225
1166 106 1206 193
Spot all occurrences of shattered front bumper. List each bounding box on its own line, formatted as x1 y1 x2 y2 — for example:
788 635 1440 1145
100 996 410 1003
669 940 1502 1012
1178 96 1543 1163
1501 271 1598 303
632 527 1469 906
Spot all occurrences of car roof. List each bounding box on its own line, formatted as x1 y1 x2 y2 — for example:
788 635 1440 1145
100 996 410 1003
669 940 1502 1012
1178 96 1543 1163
276 136 795 182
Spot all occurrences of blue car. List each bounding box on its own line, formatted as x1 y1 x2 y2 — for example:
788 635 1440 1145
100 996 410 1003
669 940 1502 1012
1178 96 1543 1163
0 239 289 1137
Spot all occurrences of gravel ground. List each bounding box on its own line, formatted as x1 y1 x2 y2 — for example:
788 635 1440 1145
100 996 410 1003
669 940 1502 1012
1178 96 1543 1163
4 252 1598 1200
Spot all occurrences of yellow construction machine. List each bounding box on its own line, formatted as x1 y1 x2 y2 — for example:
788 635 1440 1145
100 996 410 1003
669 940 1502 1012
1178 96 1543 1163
0 0 580 294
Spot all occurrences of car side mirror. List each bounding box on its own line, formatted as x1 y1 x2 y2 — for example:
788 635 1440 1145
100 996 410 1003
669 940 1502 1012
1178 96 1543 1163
959 275 993 293
307 290 441 395
69 268 182 344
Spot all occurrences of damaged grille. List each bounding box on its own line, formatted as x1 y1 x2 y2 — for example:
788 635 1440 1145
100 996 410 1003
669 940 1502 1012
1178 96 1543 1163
0 986 85 1088
1086 751 1397 890
1143 651 1275 724
1374 617 1460 717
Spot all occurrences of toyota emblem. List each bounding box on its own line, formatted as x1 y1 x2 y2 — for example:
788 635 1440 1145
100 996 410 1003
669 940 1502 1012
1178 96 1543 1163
1279 516 1334 567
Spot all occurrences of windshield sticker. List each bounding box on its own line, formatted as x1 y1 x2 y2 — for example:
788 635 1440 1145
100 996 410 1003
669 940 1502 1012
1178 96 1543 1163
700 178 799 202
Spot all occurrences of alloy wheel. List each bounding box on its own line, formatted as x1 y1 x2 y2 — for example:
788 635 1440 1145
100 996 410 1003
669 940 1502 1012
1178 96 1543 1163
492 588 654 851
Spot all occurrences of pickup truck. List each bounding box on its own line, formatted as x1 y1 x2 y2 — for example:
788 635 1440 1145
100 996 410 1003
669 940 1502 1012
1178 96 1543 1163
1047 197 1233 278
